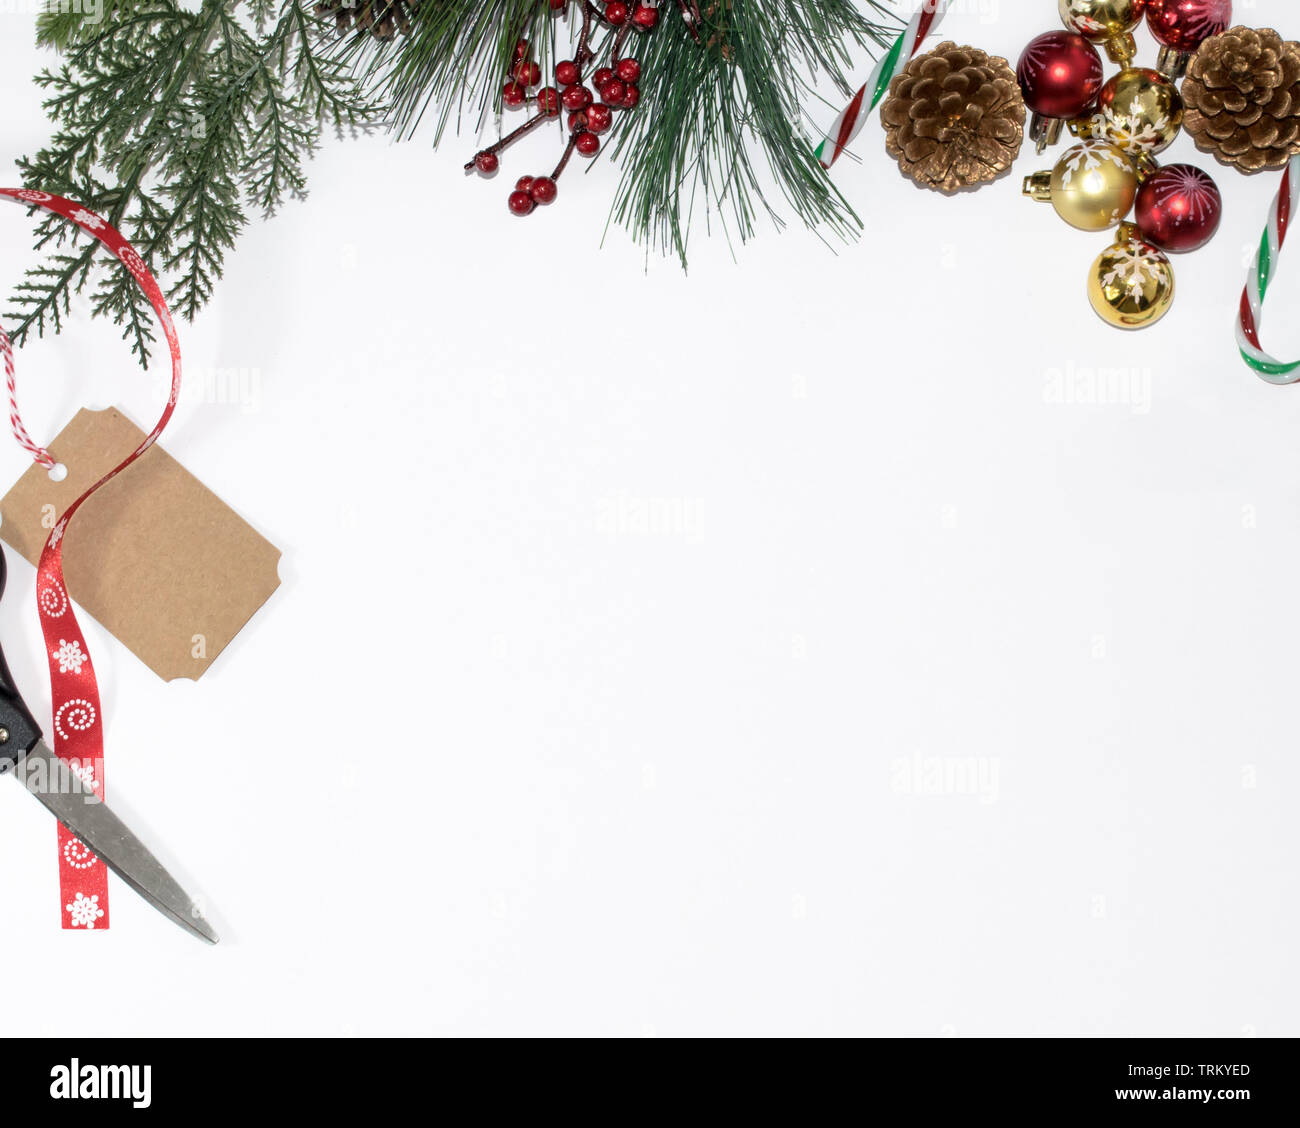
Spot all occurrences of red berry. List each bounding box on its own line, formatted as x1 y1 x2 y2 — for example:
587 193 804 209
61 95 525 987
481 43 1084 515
605 2 629 25
621 83 640 109
514 60 542 86
549 0 566 8
508 190 535 216
474 151 499 176
556 59 580 86
615 58 641 83
537 86 561 115
502 81 527 107
568 110 589 132
515 176 535 192
586 103 613 133
514 38 529 62
575 131 601 156
592 67 614 89
632 3 658 29
562 84 592 111
530 176 558 205
600 79 626 105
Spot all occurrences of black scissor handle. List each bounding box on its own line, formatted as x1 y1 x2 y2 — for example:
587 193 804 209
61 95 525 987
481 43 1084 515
0 546 44 773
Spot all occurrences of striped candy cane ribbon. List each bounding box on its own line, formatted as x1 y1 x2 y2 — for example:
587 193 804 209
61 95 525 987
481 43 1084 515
2 188 182 932
815 0 948 169
1238 155 1300 383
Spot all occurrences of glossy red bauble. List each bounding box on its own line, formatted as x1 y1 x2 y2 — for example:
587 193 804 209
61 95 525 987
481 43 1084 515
1134 163 1223 252
575 131 601 156
1146 0 1232 53
1016 31 1105 120
508 190 535 216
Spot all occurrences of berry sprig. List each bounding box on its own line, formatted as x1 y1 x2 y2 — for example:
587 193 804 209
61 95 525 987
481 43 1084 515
465 1 661 216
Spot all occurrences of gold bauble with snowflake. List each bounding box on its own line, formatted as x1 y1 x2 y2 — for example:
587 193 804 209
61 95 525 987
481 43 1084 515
1058 0 1146 65
1088 227 1176 329
1070 67 1185 156
1023 141 1139 231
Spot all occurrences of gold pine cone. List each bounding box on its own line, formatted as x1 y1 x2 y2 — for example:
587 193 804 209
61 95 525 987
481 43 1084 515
880 41 1026 194
1182 26 1300 174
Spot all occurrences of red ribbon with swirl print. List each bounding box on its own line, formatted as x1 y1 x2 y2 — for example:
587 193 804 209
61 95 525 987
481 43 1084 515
1 189 181 932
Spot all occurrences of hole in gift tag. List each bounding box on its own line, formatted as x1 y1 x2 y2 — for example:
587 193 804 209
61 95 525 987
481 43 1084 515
48 463 68 483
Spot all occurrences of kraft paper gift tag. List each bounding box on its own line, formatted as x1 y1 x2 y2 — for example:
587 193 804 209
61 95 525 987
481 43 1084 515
0 407 281 681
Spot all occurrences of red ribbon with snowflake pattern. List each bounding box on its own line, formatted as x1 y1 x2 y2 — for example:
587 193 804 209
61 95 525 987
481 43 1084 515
1 188 181 932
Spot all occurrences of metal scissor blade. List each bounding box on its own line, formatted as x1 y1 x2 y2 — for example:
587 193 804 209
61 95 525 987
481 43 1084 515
15 741 219 945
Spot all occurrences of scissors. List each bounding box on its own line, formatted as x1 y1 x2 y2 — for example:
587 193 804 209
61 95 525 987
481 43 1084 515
0 546 218 944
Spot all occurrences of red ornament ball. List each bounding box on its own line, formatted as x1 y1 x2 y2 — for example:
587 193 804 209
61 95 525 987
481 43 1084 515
508 190 535 216
605 2 629 25
562 84 592 110
575 131 601 156
632 3 659 30
1146 0 1232 53
536 87 561 115
1134 163 1222 253
555 59 580 86
474 152 499 176
1016 31 1104 120
502 81 527 108
530 176 558 205
586 103 614 133
615 58 641 83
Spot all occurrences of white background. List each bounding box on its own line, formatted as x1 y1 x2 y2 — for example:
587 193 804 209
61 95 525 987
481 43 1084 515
1 1 1298 1036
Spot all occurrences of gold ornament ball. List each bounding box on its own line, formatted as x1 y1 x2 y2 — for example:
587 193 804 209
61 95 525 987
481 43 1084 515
1078 67 1185 155
1088 235 1176 330
1058 0 1145 63
1026 141 1139 231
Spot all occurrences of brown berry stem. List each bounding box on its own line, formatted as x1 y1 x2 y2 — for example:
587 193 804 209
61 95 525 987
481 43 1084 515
550 133 581 181
464 110 551 171
583 2 616 31
675 0 703 41
576 1 595 71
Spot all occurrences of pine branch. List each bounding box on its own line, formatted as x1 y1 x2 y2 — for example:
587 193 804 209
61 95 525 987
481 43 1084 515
330 0 899 264
608 1 897 264
9 1 379 367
